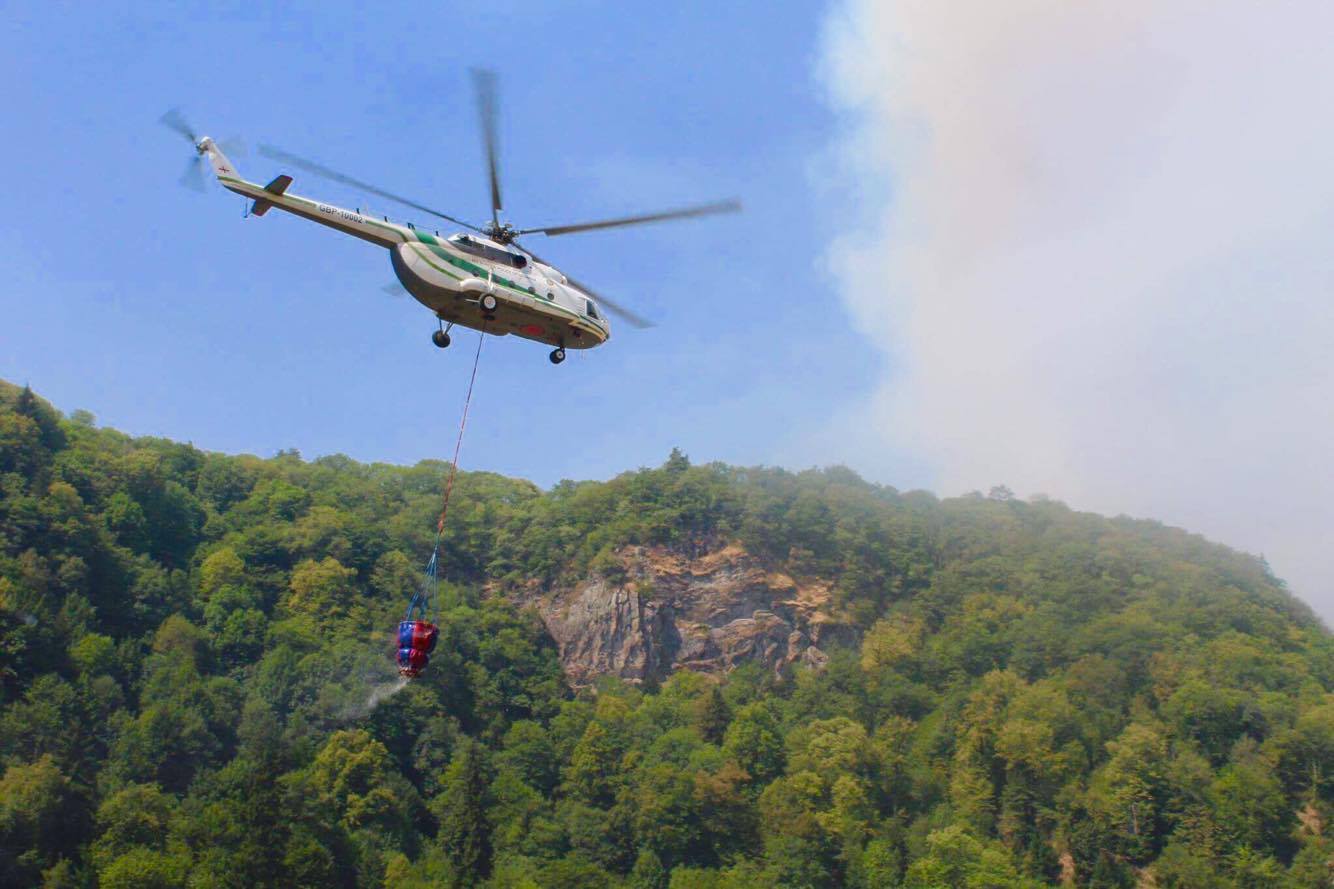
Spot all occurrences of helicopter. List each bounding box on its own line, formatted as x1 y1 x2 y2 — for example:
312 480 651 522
162 71 739 364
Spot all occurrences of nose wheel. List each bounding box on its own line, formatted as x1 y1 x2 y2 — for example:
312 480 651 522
549 347 566 365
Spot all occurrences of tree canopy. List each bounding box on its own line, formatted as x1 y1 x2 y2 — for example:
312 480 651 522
1 380 1331 887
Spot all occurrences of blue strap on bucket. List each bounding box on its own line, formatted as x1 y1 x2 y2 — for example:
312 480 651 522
404 532 442 623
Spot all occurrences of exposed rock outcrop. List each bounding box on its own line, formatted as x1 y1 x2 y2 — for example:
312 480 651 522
506 544 855 686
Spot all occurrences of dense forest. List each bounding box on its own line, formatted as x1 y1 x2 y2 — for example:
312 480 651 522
2 379 1332 888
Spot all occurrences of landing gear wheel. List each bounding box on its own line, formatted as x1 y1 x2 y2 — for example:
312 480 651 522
549 348 566 365
479 294 498 313
432 330 451 348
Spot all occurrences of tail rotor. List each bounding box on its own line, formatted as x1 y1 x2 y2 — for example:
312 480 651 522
159 108 246 192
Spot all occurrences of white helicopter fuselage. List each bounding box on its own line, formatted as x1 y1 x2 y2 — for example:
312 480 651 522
201 138 610 350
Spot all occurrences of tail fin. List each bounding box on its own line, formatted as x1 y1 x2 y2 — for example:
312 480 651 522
197 138 292 217
250 175 293 217
197 137 240 181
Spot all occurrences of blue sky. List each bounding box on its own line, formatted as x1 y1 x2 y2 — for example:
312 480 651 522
1 1 887 488
7 2 1330 618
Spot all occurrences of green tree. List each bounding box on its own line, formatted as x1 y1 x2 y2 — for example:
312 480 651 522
566 720 623 807
198 546 247 598
1082 722 1172 865
1210 752 1290 853
723 702 785 785
697 686 732 745
630 847 670 889
70 631 116 676
536 855 611 889
0 756 83 885
303 728 418 846
98 847 189 889
902 825 1039 889
633 764 703 868
497 719 560 795
91 783 176 870
435 739 493 885
286 557 358 621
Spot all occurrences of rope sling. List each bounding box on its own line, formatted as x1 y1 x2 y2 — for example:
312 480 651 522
403 326 486 628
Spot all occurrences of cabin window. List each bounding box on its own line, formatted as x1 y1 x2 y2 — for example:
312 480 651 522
585 299 600 320
450 235 527 269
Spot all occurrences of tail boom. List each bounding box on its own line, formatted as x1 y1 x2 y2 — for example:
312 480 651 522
196 137 408 249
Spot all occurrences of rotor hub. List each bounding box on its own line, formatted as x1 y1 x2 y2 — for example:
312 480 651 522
484 221 518 245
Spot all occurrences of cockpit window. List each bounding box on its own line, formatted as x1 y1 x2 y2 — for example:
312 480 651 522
450 235 527 269
584 299 600 320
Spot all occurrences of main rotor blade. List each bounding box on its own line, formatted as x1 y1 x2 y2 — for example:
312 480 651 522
516 198 742 238
471 68 503 227
516 241 655 329
160 107 197 143
258 144 484 233
579 286 654 329
573 276 654 329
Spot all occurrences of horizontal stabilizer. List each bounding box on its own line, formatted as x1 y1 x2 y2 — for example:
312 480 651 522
251 174 293 217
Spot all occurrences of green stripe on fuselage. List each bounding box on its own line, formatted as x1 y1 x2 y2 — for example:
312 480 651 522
420 241 537 297
407 242 606 337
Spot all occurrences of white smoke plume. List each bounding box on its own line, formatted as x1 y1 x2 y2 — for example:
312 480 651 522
353 676 410 720
818 1 1334 618
334 673 410 724
325 634 413 724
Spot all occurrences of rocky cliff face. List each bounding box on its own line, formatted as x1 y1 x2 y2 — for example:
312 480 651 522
506 544 856 686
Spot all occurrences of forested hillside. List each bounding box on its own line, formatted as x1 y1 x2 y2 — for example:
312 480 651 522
2 380 1332 888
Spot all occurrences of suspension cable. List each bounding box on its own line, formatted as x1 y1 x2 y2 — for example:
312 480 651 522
436 326 486 535
407 325 486 625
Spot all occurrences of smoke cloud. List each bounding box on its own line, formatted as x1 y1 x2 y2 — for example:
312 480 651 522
340 676 410 723
818 1 1334 617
